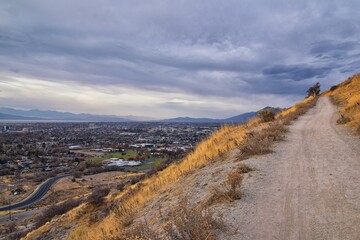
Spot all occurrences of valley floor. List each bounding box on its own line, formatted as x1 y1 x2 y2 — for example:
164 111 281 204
221 97 360 239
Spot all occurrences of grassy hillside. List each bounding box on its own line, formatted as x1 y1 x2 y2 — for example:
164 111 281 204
24 96 317 240
324 73 360 134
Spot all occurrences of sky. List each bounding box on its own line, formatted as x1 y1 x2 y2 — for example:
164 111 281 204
0 0 359 119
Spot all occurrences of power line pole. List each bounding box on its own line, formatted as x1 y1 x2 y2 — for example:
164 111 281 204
8 198 12 221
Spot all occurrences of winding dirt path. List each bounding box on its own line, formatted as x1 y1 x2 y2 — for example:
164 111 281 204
221 97 360 240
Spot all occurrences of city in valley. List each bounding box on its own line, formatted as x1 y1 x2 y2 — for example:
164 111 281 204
0 121 219 234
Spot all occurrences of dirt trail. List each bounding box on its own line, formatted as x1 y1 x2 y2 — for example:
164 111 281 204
221 97 360 240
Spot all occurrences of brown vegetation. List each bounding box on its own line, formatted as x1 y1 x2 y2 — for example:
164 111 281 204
278 96 318 124
258 108 276 122
208 163 252 204
35 199 82 228
163 198 222 240
109 198 222 240
324 73 360 134
87 187 111 206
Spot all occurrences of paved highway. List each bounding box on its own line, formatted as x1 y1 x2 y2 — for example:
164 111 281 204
0 175 70 211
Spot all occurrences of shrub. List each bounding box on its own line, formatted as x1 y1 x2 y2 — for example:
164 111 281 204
238 121 288 160
163 198 222 240
35 199 82 228
258 109 275 122
280 97 318 124
222 166 244 200
337 114 351 124
116 183 126 191
5 222 16 234
88 206 110 225
87 187 111 206
7 230 30 240
112 220 159 240
209 163 251 204
129 175 145 185
238 131 273 158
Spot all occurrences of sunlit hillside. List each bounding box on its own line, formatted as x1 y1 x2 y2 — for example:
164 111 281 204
324 73 360 134
24 96 317 240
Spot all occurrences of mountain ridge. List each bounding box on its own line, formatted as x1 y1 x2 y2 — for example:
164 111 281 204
162 106 282 123
0 107 132 122
0 107 281 123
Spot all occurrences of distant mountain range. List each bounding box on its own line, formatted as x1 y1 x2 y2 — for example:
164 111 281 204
0 107 132 122
161 107 282 123
0 107 281 123
0 112 42 120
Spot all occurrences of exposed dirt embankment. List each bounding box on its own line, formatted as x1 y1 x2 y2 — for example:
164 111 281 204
220 97 360 240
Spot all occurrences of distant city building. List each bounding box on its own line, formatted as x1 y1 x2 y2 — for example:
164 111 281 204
2 126 9 132
130 143 156 148
69 145 82 150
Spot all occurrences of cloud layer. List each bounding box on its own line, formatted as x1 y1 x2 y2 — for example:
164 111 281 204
0 0 359 118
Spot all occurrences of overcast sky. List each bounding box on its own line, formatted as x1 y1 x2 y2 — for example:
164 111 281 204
0 0 359 119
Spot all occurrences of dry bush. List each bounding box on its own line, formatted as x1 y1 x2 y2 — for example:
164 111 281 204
208 163 251 204
279 97 318 124
238 131 273 159
108 198 222 240
258 109 275 122
35 199 82 228
88 206 111 225
224 163 252 199
238 122 288 159
109 220 160 240
87 187 111 206
5 221 16 234
337 114 351 124
260 122 287 141
6 227 34 240
163 198 222 240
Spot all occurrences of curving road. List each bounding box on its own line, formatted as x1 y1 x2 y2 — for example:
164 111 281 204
0 175 70 211
220 97 360 240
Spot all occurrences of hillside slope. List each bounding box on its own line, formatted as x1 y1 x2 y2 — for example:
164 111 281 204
218 97 360 239
325 73 360 134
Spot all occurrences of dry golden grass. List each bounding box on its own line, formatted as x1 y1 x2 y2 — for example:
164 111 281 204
277 95 317 123
324 73 360 134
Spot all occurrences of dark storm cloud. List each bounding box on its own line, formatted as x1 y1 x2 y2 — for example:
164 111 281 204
262 64 332 81
0 0 360 114
310 41 360 60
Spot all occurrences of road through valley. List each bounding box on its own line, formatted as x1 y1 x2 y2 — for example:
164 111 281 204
0 175 69 212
